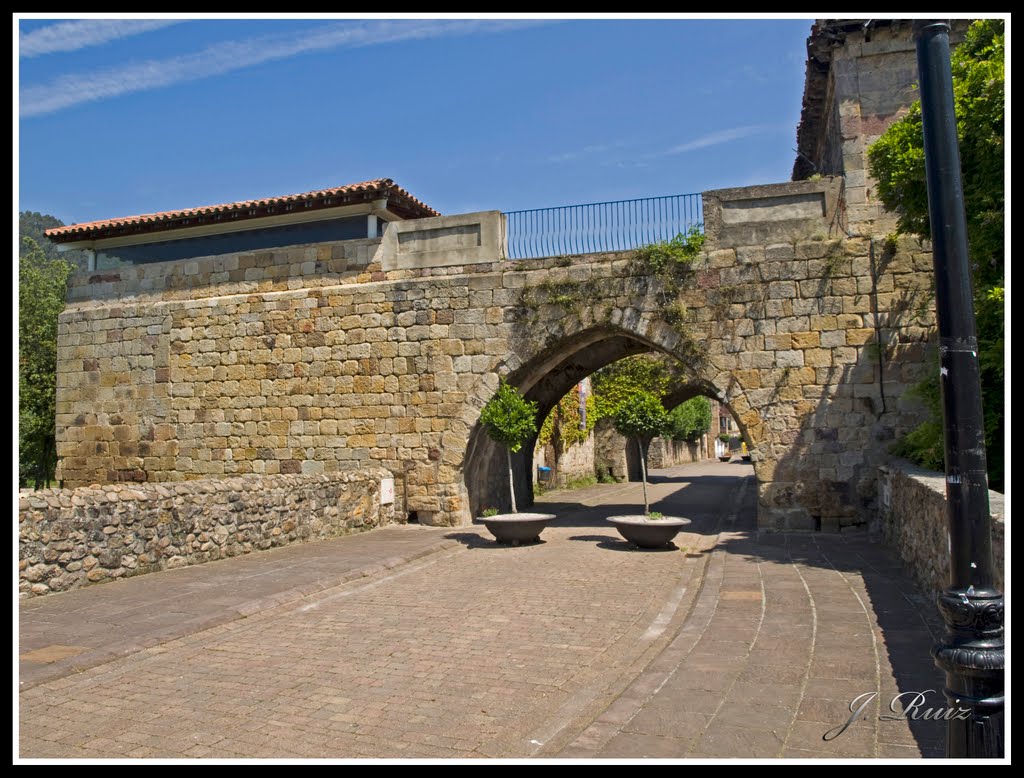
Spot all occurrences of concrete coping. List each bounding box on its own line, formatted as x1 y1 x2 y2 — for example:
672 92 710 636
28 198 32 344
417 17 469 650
378 211 505 271
880 459 1005 524
702 178 845 249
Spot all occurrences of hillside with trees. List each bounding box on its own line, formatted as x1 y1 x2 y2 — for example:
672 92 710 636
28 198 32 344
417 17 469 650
18 211 82 487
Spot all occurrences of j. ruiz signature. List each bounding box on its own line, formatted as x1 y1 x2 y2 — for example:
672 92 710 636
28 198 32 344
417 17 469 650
824 690 971 741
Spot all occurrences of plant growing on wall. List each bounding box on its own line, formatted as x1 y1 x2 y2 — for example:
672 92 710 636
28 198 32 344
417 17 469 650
479 380 539 514
612 391 670 515
537 385 596 454
632 225 705 287
591 355 673 421
631 226 707 341
867 19 1004 491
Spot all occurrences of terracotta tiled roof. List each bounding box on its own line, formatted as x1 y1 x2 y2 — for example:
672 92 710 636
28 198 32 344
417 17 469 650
45 178 439 243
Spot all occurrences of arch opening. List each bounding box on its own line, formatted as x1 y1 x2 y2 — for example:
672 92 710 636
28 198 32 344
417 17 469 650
462 325 758 519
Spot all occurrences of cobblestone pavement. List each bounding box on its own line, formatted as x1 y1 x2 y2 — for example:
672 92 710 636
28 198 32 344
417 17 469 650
19 526 462 690
19 461 948 760
554 475 949 759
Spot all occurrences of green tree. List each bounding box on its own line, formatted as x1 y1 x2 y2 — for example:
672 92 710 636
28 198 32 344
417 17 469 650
19 211 88 271
479 380 539 513
613 391 670 515
19 237 74 489
867 18 1004 491
667 396 712 443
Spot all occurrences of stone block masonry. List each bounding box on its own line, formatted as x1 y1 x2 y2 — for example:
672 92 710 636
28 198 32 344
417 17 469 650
647 437 704 469
54 194 938 532
19 469 394 597
877 460 1004 597
793 20 971 233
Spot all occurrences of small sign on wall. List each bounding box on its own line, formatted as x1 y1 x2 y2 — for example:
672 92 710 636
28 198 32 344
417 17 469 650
380 478 395 505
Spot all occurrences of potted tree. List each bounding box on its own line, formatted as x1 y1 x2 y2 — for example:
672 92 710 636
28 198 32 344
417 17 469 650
607 391 690 548
477 379 555 545
717 433 732 462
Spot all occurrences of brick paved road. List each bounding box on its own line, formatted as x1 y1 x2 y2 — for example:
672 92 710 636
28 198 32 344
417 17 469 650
18 461 949 760
555 526 949 759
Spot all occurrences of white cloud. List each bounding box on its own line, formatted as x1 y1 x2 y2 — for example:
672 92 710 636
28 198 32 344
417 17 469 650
585 124 783 168
19 20 184 58
547 142 626 163
666 124 776 154
20 19 543 118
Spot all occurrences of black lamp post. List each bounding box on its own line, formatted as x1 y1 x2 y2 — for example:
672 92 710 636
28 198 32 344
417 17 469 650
912 20 1004 759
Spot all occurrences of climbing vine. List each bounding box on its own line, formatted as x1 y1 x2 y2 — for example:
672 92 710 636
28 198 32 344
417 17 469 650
518 278 606 318
631 225 706 291
630 226 707 348
538 387 597 453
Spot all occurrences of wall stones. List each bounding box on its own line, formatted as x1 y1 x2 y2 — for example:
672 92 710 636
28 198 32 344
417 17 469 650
877 460 1005 596
55 210 936 532
19 469 394 597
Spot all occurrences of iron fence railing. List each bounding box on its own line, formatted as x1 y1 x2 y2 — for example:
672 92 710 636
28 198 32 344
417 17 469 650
503 193 703 260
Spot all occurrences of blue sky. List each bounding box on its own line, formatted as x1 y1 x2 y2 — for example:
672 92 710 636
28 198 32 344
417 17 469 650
16 15 815 226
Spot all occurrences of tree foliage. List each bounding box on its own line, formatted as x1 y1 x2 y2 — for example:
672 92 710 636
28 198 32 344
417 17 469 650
19 211 88 271
20 237 74 488
667 396 712 443
867 19 1004 491
612 392 670 442
612 390 670 516
479 379 538 454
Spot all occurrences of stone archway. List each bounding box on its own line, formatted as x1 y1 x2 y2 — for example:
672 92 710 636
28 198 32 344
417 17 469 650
459 320 756 523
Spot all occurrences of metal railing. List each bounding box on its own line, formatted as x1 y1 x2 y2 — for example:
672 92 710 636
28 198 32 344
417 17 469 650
503 193 703 260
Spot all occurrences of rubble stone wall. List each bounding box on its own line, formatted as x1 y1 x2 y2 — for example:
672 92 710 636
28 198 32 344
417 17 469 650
19 469 394 597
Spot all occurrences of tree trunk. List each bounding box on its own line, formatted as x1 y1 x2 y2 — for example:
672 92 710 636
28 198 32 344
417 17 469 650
638 438 649 515
507 448 518 514
35 434 51 491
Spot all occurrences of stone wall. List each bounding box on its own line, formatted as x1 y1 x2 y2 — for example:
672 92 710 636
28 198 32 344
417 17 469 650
877 460 1005 597
550 433 596 487
56 236 383 488
56 190 938 530
534 438 596 488
594 419 628 482
594 424 703 480
794 20 970 233
19 468 395 597
648 437 704 469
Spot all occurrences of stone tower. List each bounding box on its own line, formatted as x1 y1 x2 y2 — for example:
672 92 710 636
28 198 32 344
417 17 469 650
792 18 970 234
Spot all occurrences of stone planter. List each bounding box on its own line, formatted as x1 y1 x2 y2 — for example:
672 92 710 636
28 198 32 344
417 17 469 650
607 515 690 549
480 513 556 546
716 440 732 462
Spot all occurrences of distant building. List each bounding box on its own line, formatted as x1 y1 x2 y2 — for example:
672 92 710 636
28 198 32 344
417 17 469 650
45 178 438 270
